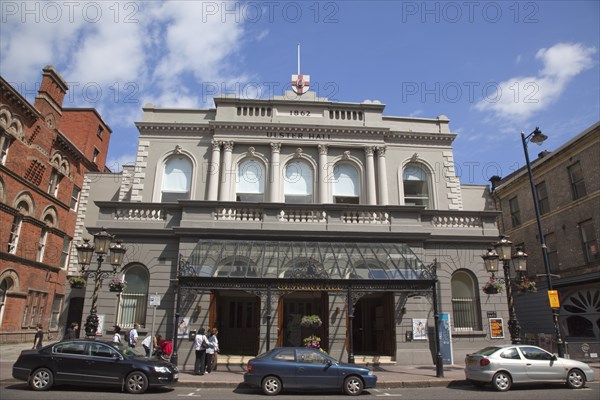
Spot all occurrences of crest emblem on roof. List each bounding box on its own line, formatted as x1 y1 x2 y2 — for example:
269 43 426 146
291 74 310 95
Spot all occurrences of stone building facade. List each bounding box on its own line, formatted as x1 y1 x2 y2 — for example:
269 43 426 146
0 66 112 342
73 89 507 367
492 122 600 360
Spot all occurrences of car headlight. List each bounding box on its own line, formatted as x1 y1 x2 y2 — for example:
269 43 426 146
368 371 374 376
154 366 170 373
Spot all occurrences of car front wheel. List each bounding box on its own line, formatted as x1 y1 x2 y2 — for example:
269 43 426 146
262 375 282 395
343 376 364 396
125 371 149 394
491 371 512 391
29 367 53 391
566 369 586 389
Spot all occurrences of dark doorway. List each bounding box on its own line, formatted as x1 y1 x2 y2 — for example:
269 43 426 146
280 292 328 350
352 293 395 356
215 291 259 355
65 297 84 338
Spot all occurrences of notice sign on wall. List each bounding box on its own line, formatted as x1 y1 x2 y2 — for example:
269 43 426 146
489 318 504 339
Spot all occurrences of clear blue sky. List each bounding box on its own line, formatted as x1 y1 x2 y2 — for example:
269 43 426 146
2 1 598 184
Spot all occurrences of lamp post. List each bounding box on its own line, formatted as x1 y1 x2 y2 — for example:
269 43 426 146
482 236 528 344
76 228 127 338
521 127 565 357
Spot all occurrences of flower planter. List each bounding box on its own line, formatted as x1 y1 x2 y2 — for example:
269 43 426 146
109 286 124 292
70 284 85 289
483 287 499 294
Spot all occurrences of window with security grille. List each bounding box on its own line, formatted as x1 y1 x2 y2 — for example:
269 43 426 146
451 270 481 331
118 265 149 328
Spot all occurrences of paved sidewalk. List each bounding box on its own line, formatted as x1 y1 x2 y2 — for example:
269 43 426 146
1 342 597 389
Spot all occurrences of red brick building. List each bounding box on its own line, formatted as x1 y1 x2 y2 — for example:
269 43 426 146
0 66 112 342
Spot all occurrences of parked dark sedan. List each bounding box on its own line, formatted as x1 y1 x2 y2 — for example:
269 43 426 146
12 339 178 394
244 347 377 396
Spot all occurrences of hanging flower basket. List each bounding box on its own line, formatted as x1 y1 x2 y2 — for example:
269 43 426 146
69 276 87 289
482 278 503 294
303 335 322 349
108 275 127 292
300 315 322 330
517 277 537 293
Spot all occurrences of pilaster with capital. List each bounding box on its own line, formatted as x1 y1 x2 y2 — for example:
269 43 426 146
365 146 377 205
318 144 328 203
376 146 389 205
219 141 234 201
207 140 222 200
270 142 281 202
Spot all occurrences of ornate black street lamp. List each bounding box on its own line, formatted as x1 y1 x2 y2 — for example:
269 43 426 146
482 235 528 344
521 127 565 357
76 228 126 338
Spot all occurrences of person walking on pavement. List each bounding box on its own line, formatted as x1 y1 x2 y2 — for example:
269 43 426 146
129 322 140 348
33 324 44 349
193 328 210 375
113 326 122 343
205 328 219 373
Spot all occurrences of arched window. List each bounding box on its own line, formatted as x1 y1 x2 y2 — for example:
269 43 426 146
118 265 149 327
161 156 192 202
403 163 431 208
333 163 360 204
284 160 313 203
451 270 481 331
0 277 14 327
236 159 265 202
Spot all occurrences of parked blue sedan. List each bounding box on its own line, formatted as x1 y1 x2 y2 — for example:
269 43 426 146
244 347 377 396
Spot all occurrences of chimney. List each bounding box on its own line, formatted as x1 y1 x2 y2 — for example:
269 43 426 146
34 65 69 121
538 150 551 159
489 175 502 193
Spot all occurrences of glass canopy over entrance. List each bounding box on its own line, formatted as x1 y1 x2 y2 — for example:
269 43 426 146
182 240 432 281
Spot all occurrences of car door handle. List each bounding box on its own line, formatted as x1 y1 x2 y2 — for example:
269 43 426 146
526 363 532 366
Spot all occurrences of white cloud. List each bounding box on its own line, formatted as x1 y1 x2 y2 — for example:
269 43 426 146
476 42 596 121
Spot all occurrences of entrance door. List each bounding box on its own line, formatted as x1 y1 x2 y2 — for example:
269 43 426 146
216 291 259 355
280 293 328 350
352 293 395 356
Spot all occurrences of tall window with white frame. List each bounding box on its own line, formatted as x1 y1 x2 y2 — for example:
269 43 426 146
284 160 313 203
59 237 71 269
403 163 430 208
0 278 13 328
0 133 11 165
37 228 48 263
579 219 599 263
70 186 81 211
49 295 63 331
332 163 360 204
8 215 22 254
47 169 62 197
568 161 587 200
118 265 149 328
450 270 481 332
161 156 192 202
236 159 265 202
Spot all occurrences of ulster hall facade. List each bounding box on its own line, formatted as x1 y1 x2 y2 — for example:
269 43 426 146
73 87 503 367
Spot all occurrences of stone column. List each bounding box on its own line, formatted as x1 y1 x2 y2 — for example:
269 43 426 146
207 140 221 201
318 144 328 203
365 147 377 205
377 146 389 205
219 141 234 201
270 143 281 202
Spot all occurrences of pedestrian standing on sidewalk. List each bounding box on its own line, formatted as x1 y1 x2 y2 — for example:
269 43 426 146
129 323 139 348
33 324 44 349
205 328 219 373
142 334 157 357
193 328 209 375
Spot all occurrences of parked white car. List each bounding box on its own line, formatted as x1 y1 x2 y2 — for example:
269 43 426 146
465 344 595 391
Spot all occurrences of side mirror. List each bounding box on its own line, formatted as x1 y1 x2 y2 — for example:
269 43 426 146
551 355 557 361
326 359 333 366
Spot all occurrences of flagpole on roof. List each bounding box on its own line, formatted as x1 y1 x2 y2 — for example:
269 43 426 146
297 43 300 75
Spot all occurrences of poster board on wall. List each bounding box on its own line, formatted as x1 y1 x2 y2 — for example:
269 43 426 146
177 317 190 338
489 318 505 339
412 318 428 340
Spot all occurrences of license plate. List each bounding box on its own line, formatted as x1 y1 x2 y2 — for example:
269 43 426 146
467 359 477 365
